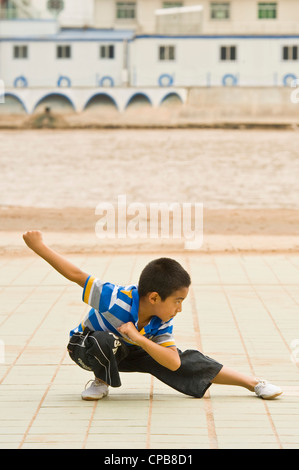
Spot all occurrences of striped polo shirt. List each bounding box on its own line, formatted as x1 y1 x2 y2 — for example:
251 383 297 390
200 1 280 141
70 275 176 348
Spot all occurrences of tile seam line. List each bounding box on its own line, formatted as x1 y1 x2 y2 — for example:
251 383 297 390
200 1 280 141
262 255 299 309
146 375 154 450
80 253 130 449
185 255 219 450
0 260 50 329
127 254 154 450
218 280 283 449
18 349 68 449
82 401 98 450
213 256 283 449
9 283 70 447
285 256 299 272
8 258 36 285
80 253 104 450
0 285 69 386
240 254 299 366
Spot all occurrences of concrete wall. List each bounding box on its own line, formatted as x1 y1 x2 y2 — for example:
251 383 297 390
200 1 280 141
187 87 299 118
0 86 187 113
7 0 299 33
1 87 298 119
92 0 299 34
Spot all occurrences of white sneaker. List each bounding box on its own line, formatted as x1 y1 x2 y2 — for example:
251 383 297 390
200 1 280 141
81 379 109 401
254 379 282 399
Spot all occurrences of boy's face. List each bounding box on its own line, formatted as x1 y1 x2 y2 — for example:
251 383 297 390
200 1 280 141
149 287 189 322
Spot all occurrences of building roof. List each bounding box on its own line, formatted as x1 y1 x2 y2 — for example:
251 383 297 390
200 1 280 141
0 26 135 41
56 28 135 41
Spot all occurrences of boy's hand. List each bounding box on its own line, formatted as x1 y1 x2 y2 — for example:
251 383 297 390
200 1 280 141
23 230 44 251
22 230 89 288
118 322 142 344
118 322 181 371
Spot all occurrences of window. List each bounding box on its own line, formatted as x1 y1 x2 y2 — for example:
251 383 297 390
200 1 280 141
47 0 65 15
57 45 71 59
210 2 230 20
13 45 28 59
220 45 237 61
258 2 277 19
100 44 115 59
283 46 298 61
116 2 136 19
163 2 183 8
159 45 175 61
1 2 17 19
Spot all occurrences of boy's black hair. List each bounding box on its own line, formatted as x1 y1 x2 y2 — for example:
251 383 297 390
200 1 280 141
138 257 191 301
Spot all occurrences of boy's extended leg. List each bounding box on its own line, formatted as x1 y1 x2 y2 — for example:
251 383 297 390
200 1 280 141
119 349 282 400
211 366 283 399
211 366 258 391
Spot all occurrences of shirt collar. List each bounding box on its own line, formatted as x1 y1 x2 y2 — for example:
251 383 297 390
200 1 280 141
131 287 140 323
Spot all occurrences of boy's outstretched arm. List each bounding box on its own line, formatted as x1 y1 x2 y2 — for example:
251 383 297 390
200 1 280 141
23 231 89 288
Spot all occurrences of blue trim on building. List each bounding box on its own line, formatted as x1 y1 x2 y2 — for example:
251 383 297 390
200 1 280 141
133 34 299 40
2 92 28 113
57 76 71 87
158 74 174 87
0 28 135 42
222 74 238 86
13 76 28 88
84 93 119 110
283 73 297 86
33 92 76 112
160 92 183 105
125 92 152 108
3 30 299 43
99 76 114 87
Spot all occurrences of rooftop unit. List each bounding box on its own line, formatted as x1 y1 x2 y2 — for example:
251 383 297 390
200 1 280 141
155 5 203 35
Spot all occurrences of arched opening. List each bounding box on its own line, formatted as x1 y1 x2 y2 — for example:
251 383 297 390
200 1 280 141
125 93 152 110
160 93 183 107
0 94 27 114
84 93 118 113
33 93 75 114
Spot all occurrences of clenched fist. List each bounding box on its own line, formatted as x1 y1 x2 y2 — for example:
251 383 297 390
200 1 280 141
117 322 142 344
23 230 44 251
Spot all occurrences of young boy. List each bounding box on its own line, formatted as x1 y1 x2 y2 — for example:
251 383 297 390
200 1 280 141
23 231 282 401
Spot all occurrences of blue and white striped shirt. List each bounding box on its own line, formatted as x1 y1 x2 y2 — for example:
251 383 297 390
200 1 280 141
70 275 176 348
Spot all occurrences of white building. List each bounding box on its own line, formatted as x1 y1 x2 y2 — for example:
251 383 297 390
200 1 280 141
0 20 133 88
1 0 299 114
26 0 299 35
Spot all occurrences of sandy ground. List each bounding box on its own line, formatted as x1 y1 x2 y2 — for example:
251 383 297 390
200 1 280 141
1 206 298 235
0 128 298 254
1 109 299 130
1 206 298 255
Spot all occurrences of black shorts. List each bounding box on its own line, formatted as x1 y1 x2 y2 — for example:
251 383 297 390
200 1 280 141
67 329 223 398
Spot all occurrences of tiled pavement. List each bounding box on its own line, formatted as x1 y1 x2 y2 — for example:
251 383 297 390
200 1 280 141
0 251 299 449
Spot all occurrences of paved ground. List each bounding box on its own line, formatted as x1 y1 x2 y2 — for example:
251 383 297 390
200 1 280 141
0 250 299 449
